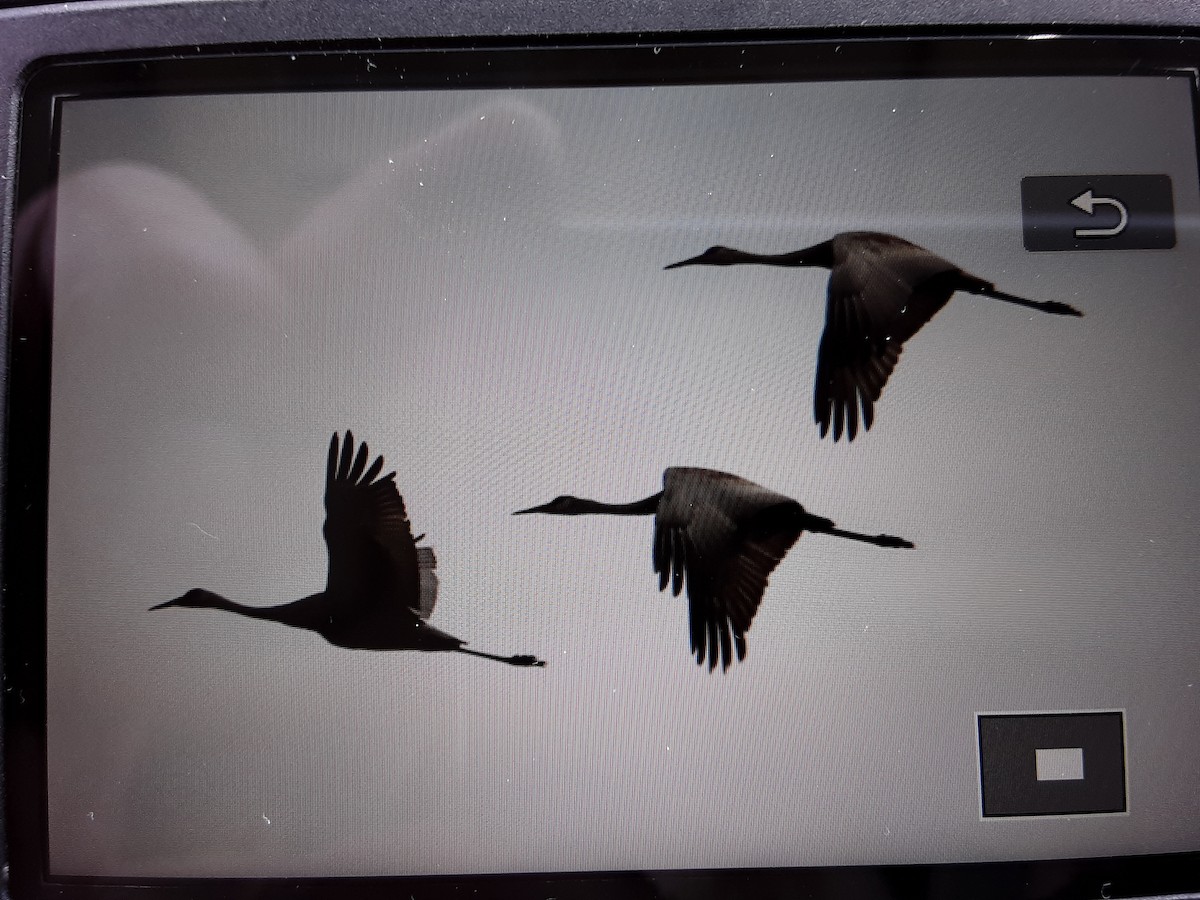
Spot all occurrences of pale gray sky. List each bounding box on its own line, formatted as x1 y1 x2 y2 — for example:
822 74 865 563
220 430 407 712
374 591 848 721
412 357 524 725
46 75 1200 877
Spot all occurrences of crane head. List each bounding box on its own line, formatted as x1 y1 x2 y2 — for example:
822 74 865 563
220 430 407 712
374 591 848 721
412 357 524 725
512 495 585 516
149 588 220 611
664 246 739 268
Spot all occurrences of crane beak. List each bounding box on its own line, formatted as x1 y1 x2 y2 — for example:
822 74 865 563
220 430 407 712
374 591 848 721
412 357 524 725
148 598 178 611
664 254 703 270
512 503 548 515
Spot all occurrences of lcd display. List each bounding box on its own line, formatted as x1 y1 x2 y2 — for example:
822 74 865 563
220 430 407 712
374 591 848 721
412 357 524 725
38 72 1200 878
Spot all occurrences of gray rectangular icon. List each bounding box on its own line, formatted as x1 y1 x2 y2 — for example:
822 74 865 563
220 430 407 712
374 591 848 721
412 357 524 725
1021 174 1175 251
977 711 1127 818
1035 747 1084 781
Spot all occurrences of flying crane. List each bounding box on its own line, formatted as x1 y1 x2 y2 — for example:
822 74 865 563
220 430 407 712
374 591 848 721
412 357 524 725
152 432 546 667
514 466 914 671
666 231 1083 441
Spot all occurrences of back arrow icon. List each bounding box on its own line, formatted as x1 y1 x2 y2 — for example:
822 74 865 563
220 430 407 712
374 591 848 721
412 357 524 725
1071 189 1129 238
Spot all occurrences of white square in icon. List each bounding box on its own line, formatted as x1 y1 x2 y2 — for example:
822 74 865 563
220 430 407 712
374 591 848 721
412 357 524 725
1035 747 1085 781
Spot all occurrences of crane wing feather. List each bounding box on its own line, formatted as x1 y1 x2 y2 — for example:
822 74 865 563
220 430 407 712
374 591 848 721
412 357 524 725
415 547 438 619
654 469 804 671
323 431 422 614
653 524 670 591
815 234 962 441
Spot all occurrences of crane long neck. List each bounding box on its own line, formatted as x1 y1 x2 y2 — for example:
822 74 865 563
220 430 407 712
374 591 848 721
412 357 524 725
568 492 663 516
213 595 291 621
183 591 320 628
727 241 834 268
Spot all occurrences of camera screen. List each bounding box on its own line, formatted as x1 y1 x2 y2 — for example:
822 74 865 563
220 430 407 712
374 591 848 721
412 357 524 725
42 72 1200 877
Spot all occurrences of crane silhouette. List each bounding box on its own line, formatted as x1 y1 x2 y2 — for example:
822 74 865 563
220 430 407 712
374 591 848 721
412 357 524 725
514 467 914 671
666 231 1083 442
151 432 545 667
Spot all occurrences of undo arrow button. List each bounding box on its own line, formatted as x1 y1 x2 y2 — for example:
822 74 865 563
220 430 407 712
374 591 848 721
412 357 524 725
1022 174 1174 252
1070 189 1129 238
